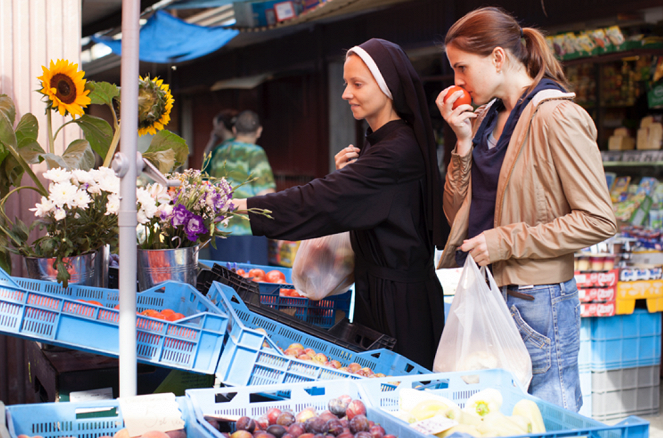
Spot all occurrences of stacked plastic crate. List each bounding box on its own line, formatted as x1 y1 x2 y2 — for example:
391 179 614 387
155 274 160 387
576 266 662 421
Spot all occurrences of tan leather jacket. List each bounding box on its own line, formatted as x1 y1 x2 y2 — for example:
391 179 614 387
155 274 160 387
437 89 618 286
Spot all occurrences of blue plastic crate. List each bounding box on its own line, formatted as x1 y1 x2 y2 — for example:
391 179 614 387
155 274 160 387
208 281 429 386
4 396 210 438
186 379 421 438
356 369 649 438
200 260 352 328
579 317 591 372
589 309 661 370
0 280 228 374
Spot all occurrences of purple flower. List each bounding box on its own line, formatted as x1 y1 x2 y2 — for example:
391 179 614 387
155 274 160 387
171 204 191 226
184 213 208 241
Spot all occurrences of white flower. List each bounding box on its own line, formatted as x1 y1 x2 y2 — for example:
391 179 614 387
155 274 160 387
43 168 72 183
49 182 78 208
53 207 66 221
148 183 172 204
137 187 157 223
70 189 92 209
30 196 55 217
97 173 120 194
106 193 120 215
71 169 94 185
156 202 173 217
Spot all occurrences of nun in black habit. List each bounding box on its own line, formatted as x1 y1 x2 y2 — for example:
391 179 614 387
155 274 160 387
238 38 449 370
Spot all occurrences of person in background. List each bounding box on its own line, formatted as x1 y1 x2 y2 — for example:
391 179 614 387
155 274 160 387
233 38 449 370
203 109 238 162
207 110 276 265
436 6 617 410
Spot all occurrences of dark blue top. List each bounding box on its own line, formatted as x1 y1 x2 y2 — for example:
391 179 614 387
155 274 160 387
457 79 566 266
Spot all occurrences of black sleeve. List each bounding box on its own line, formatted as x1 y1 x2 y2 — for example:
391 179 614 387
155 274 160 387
248 135 422 241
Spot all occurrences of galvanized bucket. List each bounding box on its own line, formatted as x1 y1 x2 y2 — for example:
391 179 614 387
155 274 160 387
137 245 199 291
24 245 110 288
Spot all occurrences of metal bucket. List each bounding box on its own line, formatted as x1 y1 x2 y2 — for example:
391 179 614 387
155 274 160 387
137 245 199 291
24 245 110 288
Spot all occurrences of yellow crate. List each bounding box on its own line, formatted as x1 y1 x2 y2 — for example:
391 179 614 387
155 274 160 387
616 280 663 314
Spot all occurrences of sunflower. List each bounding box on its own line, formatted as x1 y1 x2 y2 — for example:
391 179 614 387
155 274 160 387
137 75 175 137
37 59 91 118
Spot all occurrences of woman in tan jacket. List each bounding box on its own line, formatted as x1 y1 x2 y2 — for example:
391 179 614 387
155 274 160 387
436 7 617 411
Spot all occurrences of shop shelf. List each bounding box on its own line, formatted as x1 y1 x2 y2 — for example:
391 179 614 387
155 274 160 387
356 368 649 438
589 309 661 370
186 379 417 438
209 281 428 386
4 396 210 438
197 261 352 329
201 266 395 351
0 279 228 374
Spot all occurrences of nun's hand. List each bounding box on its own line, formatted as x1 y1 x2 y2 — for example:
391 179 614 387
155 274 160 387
335 145 360 170
459 233 490 267
436 87 476 156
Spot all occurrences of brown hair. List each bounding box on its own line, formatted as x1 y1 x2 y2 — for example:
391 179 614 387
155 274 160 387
444 7 569 94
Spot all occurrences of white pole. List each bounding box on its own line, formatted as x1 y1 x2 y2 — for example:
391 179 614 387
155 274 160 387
118 0 141 397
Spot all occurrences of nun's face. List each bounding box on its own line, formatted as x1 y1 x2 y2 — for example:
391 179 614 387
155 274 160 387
342 54 393 130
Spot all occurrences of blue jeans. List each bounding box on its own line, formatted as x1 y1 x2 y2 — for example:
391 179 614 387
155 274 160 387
501 278 582 412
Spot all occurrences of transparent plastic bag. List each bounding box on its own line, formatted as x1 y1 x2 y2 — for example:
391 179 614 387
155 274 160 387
291 232 355 301
433 255 533 389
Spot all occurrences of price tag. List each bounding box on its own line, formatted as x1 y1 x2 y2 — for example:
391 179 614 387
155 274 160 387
410 415 458 435
70 387 114 402
118 393 185 437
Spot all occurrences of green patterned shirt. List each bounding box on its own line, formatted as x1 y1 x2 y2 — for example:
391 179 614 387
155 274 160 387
206 140 276 235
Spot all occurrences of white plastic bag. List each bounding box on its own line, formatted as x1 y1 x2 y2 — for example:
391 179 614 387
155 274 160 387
433 255 533 389
291 232 355 301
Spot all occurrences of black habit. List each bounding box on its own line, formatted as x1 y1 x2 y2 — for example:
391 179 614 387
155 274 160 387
248 119 445 370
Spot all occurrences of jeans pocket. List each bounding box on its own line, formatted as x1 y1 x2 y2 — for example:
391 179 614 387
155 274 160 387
510 304 551 375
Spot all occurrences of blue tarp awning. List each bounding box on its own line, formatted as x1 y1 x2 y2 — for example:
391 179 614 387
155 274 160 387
91 10 239 64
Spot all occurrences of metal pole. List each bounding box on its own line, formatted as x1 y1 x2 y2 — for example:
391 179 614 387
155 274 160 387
118 0 141 397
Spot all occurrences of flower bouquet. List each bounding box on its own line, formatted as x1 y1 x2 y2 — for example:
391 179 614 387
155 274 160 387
0 59 188 283
134 165 271 290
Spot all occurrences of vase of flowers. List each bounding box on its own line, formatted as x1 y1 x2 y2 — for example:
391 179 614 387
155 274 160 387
12 167 120 287
0 59 188 285
135 167 269 291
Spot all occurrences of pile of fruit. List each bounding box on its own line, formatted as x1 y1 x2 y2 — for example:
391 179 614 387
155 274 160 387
206 396 397 438
282 342 384 377
235 268 287 284
392 387 545 437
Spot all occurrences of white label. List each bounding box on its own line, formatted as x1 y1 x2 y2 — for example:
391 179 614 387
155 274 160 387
118 393 185 437
70 387 114 402
410 415 458 435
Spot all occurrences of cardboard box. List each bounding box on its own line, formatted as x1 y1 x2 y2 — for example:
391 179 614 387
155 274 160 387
575 269 619 288
581 301 616 317
579 286 617 302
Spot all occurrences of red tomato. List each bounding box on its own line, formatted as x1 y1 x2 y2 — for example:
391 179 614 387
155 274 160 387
248 268 265 281
265 270 286 283
236 268 246 276
443 86 472 109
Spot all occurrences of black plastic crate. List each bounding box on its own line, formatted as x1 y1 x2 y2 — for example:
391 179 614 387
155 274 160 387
198 263 397 353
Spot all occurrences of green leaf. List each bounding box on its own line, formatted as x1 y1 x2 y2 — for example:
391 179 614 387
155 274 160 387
143 149 176 174
73 115 113 160
18 137 46 164
0 154 24 197
43 153 68 170
87 81 120 107
0 109 17 151
15 113 38 144
61 139 95 170
145 130 189 169
0 245 11 275
0 94 16 126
